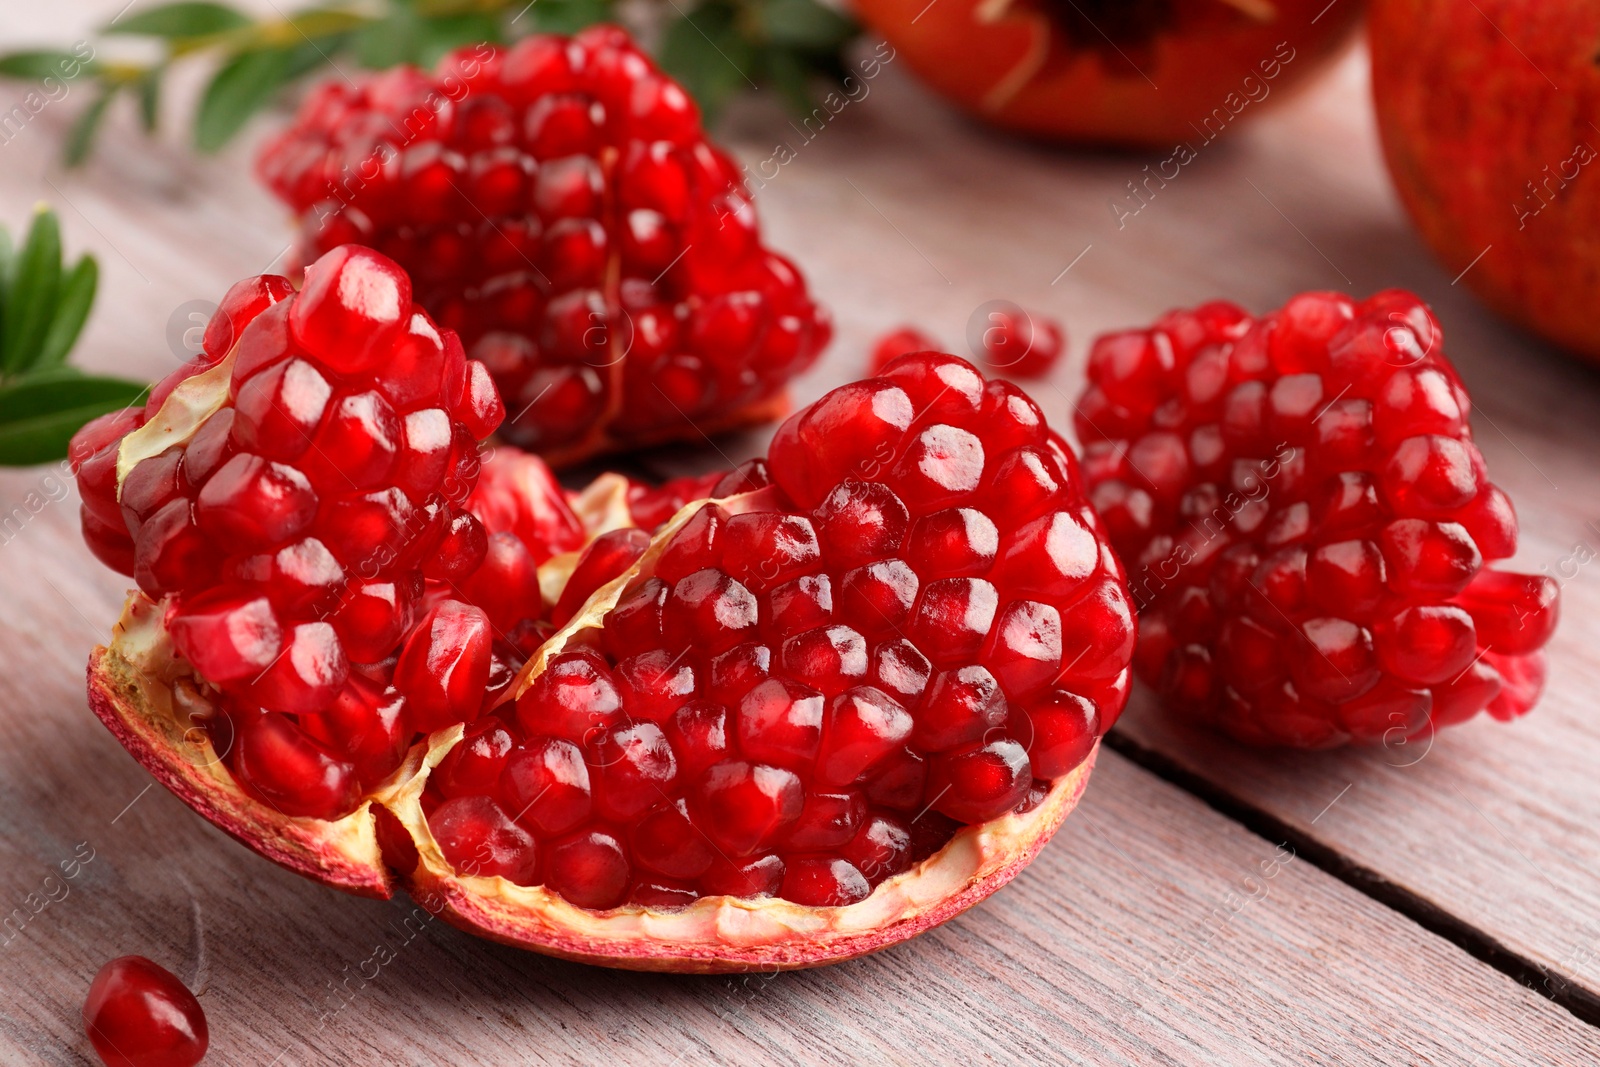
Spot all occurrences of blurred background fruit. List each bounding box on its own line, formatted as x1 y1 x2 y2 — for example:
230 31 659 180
850 0 1363 145
1370 0 1600 360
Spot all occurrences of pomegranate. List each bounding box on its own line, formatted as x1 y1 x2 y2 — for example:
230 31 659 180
1075 289 1558 747
853 0 1362 145
82 341 1132 969
73 244 507 821
257 26 831 464
83 956 207 1067
1369 0 1600 360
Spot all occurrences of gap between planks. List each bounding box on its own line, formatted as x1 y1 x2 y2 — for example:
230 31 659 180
1103 729 1600 1031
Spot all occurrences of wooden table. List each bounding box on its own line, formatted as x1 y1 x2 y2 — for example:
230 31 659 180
2 4 1598 1064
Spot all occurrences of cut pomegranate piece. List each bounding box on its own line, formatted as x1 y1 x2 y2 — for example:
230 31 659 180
258 26 830 465
85 352 1126 970
1077 290 1558 746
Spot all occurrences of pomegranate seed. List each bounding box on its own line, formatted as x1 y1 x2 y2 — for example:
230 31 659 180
394 601 493 731
545 829 629 909
500 736 593 836
429 795 540 885
230 710 360 819
83 956 208 1067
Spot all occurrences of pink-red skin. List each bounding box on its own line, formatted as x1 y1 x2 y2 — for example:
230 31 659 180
1370 0 1600 359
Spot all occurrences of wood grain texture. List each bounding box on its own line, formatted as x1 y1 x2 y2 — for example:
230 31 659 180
1 1 1598 1061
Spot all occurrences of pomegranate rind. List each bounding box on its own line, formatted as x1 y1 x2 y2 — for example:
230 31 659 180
115 354 233 485
87 595 395 898
394 737 1092 972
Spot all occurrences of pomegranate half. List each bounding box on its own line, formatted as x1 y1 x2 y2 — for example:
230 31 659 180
77 262 1129 970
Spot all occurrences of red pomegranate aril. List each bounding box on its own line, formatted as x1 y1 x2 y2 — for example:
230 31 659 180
303 675 411 783
691 760 804 856
433 718 515 797
699 853 785 898
926 739 1032 823
552 527 651 625
665 699 731 777
1455 570 1559 655
516 648 622 742
1019 690 1097 778
912 665 1007 752
289 244 412 373
242 621 348 715
783 791 865 850
814 686 912 787
981 307 1064 379
631 798 715 879
613 650 697 722
83 955 208 1067
429 794 540 885
842 814 914 884
205 274 296 359
394 600 493 731
500 736 593 836
166 593 281 682
869 326 940 372
332 580 413 664
591 722 678 821
230 710 360 819
738 679 825 768
780 857 871 907
194 454 318 549
454 531 541 632
546 829 630 909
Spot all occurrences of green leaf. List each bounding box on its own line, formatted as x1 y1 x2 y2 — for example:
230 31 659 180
415 13 504 66
0 51 89 80
64 86 117 167
757 0 855 51
660 4 754 122
528 0 614 35
354 9 421 69
35 256 97 370
137 69 163 132
1 207 62 377
104 2 251 38
194 47 294 151
0 371 148 466
762 47 814 114
0 224 13 359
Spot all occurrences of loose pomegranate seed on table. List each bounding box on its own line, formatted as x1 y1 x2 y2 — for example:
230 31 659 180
420 352 1134 910
82 955 208 1067
71 244 506 819
257 25 831 462
1076 289 1558 748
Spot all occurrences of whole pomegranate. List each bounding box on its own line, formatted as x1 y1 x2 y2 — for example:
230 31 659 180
852 0 1362 145
1370 0 1600 359
1076 289 1557 748
257 26 830 463
81 273 1133 968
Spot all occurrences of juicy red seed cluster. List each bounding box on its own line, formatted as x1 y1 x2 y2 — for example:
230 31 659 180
72 245 508 816
257 25 831 457
424 353 1134 910
1076 289 1559 748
